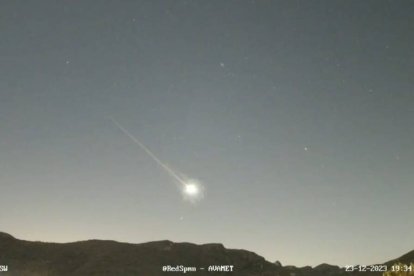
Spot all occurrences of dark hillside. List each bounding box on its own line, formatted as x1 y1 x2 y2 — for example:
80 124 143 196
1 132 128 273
0 232 412 276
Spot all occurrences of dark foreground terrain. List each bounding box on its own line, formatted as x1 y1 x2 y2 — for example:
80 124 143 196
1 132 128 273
0 232 412 276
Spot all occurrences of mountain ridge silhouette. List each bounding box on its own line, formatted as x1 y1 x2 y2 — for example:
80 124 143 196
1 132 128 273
0 232 412 276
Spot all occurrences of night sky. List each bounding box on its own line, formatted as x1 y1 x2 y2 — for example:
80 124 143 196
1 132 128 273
1 0 413 267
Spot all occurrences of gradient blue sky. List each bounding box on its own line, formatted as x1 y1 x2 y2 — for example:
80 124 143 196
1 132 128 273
1 0 413 267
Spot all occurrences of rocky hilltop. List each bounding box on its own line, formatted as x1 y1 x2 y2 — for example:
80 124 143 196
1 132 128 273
0 232 412 276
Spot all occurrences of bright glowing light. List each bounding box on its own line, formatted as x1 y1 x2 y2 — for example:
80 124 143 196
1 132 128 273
110 118 206 204
181 179 204 204
184 183 199 195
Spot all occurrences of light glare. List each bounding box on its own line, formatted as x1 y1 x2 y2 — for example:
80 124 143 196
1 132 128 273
181 179 204 204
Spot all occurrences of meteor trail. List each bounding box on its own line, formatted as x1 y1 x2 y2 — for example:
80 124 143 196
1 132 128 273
110 117 186 186
110 117 205 204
